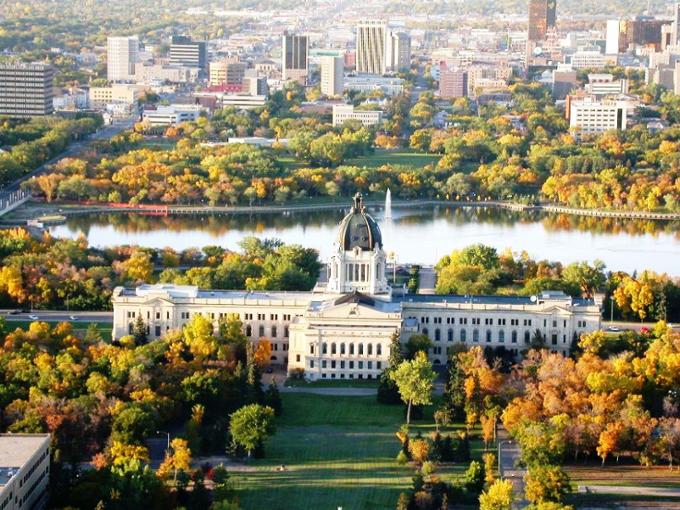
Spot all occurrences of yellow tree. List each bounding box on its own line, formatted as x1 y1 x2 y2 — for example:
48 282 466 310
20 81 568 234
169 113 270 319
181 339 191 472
479 479 514 510
254 339 272 368
157 438 192 483
597 422 624 465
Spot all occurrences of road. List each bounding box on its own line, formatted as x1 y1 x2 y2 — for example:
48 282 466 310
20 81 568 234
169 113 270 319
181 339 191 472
0 118 135 196
577 485 680 498
1 310 113 323
418 266 437 295
498 433 528 508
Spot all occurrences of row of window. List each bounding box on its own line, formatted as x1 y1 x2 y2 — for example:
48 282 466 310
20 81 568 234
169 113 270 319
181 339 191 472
312 359 383 371
422 327 531 344
128 310 295 324
314 341 384 357
419 316 534 327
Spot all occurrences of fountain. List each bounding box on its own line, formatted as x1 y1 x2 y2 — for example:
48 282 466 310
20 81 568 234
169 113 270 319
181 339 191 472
384 188 392 220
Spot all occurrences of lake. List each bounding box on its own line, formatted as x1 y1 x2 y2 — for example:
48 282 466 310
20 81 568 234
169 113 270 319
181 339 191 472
48 205 680 274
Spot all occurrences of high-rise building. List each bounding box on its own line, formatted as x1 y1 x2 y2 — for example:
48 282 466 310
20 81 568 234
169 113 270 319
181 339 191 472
169 35 207 72
605 20 623 54
107 36 139 82
528 0 556 42
356 20 388 75
320 55 344 96
387 32 411 71
282 31 309 84
209 59 246 87
0 434 51 510
439 67 467 99
0 62 54 117
673 2 680 46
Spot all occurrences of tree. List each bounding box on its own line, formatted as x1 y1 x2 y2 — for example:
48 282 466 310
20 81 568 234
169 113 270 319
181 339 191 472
390 351 436 424
132 315 148 345
229 404 276 457
561 261 606 298
111 405 156 445
483 452 497 486
408 438 430 465
157 438 192 484
405 334 432 359
479 479 514 510
524 465 571 504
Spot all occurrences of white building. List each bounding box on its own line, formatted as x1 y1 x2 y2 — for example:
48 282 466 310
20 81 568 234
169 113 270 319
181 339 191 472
89 84 146 109
142 105 205 126
344 75 405 96
0 434 51 510
585 74 629 96
332 104 383 127
356 20 388 75
569 48 615 69
569 96 628 134
107 36 139 82
111 194 602 380
320 55 344 97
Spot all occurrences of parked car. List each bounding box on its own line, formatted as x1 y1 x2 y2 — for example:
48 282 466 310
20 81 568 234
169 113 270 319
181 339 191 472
8 310 20 315
606 326 620 332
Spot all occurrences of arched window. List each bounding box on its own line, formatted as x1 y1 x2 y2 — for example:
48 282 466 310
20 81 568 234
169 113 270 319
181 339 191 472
422 327 429 337
258 325 265 337
498 330 505 343
434 329 441 342
340 342 346 355
322 342 328 354
359 343 364 355
486 330 492 343
331 342 337 355
511 330 518 343
271 325 277 338
377 344 382 356
350 343 355 355
524 331 531 344
367 343 373 356
245 325 252 337
460 329 467 342
473 329 479 342
447 329 454 342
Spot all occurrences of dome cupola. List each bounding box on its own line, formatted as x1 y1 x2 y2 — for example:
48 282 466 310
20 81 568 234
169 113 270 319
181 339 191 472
337 193 383 251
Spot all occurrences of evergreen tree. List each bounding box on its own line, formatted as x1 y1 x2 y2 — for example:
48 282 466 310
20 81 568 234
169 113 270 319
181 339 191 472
263 382 282 416
245 342 263 403
132 315 148 345
377 331 404 404
442 351 466 421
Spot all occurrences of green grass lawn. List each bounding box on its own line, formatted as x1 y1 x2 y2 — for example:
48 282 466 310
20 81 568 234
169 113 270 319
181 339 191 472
284 378 380 389
231 393 484 510
277 149 441 172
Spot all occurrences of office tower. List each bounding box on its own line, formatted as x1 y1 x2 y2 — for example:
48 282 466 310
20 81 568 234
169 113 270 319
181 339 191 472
169 35 207 71
528 0 557 42
439 66 467 99
320 55 344 96
0 62 54 117
356 19 388 75
672 2 680 46
107 36 139 81
387 32 411 71
282 31 309 84
606 20 622 54
243 73 269 96
209 59 246 87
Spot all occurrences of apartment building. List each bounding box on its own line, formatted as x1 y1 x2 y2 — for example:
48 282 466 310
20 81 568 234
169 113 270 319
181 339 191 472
107 36 139 81
0 62 54 117
0 434 51 510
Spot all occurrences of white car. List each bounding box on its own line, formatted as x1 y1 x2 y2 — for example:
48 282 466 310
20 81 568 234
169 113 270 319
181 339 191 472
28 314 39 320
606 326 620 332
69 315 78 321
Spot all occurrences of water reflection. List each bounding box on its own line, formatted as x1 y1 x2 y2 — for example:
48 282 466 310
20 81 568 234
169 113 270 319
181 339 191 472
49 206 680 274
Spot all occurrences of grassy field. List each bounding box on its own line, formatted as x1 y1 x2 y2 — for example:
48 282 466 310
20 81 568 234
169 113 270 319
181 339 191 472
231 393 483 510
278 150 441 171
565 463 680 489
284 378 380 388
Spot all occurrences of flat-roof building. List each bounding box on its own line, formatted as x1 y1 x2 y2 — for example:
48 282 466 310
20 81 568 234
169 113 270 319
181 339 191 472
0 62 54 117
0 434 51 510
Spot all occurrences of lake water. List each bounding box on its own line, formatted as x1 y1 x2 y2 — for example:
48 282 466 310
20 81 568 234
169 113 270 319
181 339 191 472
48 205 680 274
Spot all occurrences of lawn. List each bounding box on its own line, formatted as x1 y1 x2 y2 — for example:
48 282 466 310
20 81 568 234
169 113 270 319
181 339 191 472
231 393 483 510
277 149 441 172
565 463 680 489
284 378 380 389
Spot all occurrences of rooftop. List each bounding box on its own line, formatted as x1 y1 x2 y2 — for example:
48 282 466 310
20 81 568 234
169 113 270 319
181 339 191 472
0 434 50 487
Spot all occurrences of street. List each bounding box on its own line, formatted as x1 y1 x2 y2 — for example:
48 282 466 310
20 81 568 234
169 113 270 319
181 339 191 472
1 310 113 323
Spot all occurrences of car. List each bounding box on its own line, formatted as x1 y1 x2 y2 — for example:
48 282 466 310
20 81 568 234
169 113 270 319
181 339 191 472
8 310 20 315
28 314 39 320
606 326 620 332
69 315 78 321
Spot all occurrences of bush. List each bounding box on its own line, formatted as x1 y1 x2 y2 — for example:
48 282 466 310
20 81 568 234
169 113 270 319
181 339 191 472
287 368 305 380
396 450 409 465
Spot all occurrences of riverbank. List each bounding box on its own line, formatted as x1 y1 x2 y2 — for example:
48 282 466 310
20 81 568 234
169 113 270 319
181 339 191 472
3 198 680 225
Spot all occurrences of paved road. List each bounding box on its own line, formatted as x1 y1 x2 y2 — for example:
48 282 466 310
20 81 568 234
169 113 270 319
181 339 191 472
577 485 680 498
418 266 437 295
498 433 528 508
1 310 113 323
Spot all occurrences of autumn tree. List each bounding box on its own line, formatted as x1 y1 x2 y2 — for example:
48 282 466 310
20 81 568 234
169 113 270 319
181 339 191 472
524 465 571 504
390 351 436 424
479 479 514 510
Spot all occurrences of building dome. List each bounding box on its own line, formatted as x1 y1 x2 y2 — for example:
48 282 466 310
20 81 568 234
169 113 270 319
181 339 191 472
337 193 383 251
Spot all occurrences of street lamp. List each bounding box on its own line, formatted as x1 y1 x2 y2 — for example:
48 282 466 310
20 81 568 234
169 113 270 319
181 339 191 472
157 430 170 451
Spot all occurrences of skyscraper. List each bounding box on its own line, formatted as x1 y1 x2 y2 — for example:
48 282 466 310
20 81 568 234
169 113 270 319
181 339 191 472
282 31 309 84
528 0 557 42
320 55 344 96
673 2 680 46
356 20 388 75
169 35 207 72
107 36 139 82
387 32 411 72
0 62 54 117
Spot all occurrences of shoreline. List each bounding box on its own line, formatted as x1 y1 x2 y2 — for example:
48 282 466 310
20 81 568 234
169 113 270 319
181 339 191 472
3 198 680 225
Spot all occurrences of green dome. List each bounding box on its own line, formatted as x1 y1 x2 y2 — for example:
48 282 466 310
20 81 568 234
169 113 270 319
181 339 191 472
337 193 383 251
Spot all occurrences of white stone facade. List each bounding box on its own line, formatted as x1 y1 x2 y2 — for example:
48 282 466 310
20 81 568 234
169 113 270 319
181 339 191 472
111 195 602 380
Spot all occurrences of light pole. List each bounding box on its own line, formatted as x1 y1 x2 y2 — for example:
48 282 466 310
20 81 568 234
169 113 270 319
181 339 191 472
157 430 170 451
